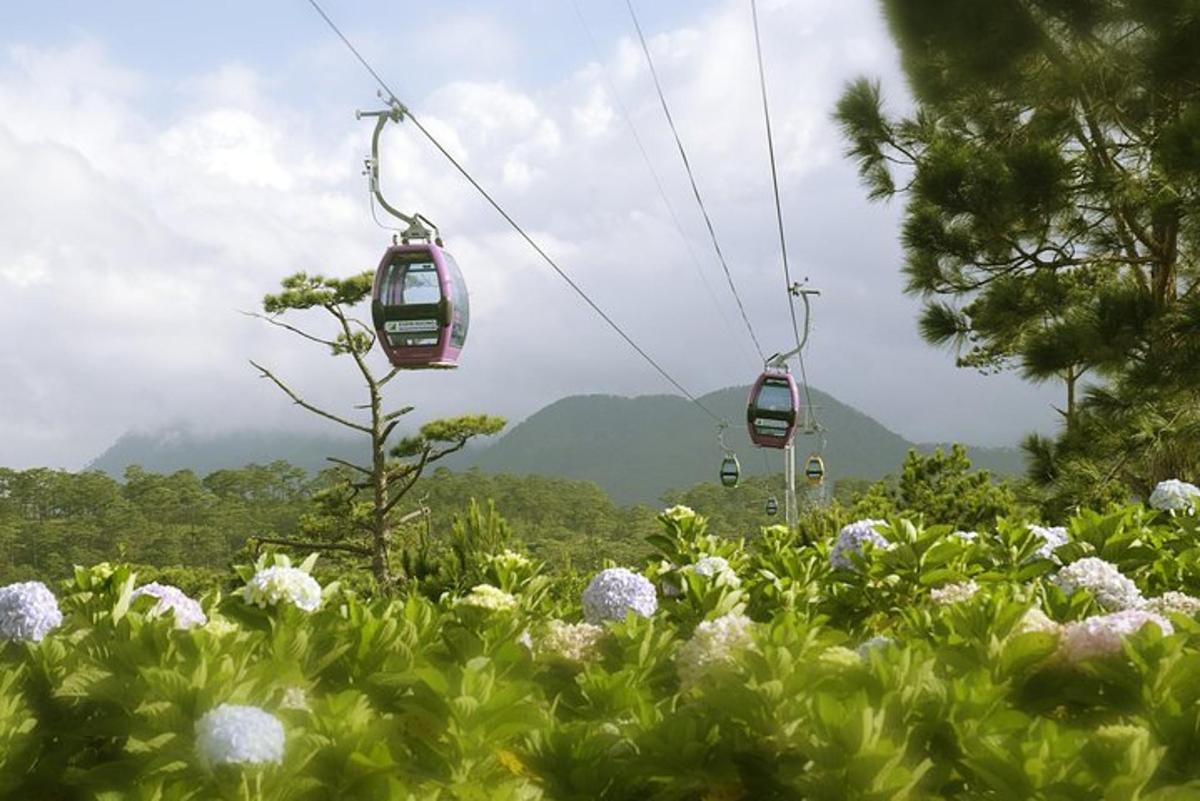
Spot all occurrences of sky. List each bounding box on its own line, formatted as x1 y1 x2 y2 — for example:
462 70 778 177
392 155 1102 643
0 0 1061 471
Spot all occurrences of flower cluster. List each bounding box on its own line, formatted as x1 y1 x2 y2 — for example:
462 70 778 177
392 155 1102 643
829 519 891 570
538 620 607 663
930 580 979 606
685 555 741 588
950 530 979 543
661 505 697 524
279 687 310 712
195 704 285 765
131 582 207 630
1028 525 1070 562
458 584 517 613
487 550 532 570
857 635 893 658
818 646 864 670
240 566 322 613
1052 558 1143 611
0 581 63 643
1058 609 1173 664
676 613 756 690
1016 607 1060 636
582 568 657 623
1143 591 1200 617
1149 479 1200 513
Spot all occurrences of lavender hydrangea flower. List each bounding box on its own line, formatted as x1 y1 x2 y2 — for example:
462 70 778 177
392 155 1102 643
582 568 657 623
829 519 891 570
195 704 285 765
856 635 893 658
1149 479 1200 512
1143 592 1200 617
1052 558 1143 611
0 581 63 643
131 582 207 630
1058 609 1173 664
1028 525 1069 563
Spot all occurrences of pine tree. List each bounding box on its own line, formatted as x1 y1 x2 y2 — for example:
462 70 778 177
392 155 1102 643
836 0 1200 503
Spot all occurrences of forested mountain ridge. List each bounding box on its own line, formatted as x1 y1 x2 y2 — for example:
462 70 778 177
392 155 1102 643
89 387 1027 504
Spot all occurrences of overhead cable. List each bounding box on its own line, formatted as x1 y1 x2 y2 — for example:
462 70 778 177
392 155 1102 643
750 0 818 427
624 0 767 362
303 0 726 424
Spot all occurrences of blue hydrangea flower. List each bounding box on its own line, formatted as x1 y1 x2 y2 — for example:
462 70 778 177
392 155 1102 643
582 568 657 623
0 581 63 642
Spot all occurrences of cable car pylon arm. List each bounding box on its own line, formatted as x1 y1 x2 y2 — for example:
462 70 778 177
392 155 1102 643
357 95 440 243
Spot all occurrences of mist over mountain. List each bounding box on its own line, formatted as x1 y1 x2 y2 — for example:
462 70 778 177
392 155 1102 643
88 387 1026 504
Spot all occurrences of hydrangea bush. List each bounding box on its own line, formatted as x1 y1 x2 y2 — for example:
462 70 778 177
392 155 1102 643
6 501 1200 798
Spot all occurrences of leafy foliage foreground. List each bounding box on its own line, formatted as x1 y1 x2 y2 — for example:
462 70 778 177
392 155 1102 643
4 499 1200 799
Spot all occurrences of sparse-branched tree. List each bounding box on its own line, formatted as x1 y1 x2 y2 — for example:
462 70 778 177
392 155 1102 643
247 272 505 590
836 0 1200 501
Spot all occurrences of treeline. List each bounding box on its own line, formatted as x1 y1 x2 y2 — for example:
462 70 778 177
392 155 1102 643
0 463 697 585
1 447 1018 587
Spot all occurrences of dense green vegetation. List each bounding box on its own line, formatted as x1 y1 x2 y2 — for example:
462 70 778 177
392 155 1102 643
0 463 660 589
0 446 1026 591
3 491 1200 798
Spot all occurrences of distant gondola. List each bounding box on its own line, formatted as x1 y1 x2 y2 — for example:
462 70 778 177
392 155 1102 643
371 242 469 369
746 369 799 448
765 496 779 516
719 454 741 488
804 453 826 486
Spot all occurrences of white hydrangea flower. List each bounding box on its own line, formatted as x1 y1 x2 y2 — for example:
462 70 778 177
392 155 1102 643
950 530 979 543
582 568 658 623
829 519 891 570
487 550 531 570
458 584 517 612
1143 592 1200 617
930 580 979 606
240 567 322 613
1028 525 1070 563
661 505 697 524
687 556 742 588
1149 479 1200 512
0 581 63 643
517 629 534 652
819 646 864 670
195 704 285 765
1058 609 1173 664
676 613 756 690
279 687 309 712
538 620 607 663
1016 607 1061 637
131 582 207 630
203 616 239 637
856 635 893 658
1052 558 1143 611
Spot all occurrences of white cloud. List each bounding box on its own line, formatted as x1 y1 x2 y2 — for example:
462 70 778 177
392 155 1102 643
0 1 1058 470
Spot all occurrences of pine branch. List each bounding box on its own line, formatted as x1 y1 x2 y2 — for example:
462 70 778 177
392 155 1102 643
240 311 336 348
251 536 370 556
249 360 371 434
325 456 372 475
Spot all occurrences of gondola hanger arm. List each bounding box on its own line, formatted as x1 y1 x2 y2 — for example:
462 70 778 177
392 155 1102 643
357 93 442 244
766 283 821 369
